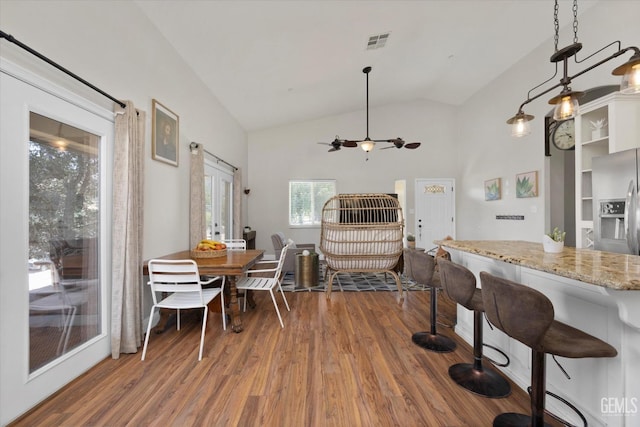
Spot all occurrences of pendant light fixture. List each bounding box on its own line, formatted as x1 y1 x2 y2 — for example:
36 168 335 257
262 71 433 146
318 66 421 159
507 0 640 137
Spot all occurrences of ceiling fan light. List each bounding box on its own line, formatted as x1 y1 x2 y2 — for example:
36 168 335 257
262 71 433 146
361 140 375 152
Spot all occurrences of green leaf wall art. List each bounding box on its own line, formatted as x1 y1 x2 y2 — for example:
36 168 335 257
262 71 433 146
516 171 538 198
484 178 501 201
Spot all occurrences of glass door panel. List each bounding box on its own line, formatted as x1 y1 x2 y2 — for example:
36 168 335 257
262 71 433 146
28 112 101 372
204 162 234 241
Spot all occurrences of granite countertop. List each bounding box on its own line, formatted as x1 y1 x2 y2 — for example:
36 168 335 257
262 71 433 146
434 240 640 291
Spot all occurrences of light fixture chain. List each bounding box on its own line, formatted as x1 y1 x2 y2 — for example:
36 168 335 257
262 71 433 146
572 0 579 44
553 0 560 52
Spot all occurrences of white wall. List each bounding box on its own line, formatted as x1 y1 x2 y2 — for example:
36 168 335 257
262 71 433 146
0 0 248 260
247 99 458 253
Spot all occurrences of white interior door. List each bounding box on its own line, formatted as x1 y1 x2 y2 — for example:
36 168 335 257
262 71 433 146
414 178 455 251
204 161 234 241
1 60 112 425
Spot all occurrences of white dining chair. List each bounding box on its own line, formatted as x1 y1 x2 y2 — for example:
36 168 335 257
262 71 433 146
236 243 291 328
142 259 226 361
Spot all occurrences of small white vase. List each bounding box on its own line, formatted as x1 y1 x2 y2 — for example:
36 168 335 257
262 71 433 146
592 128 607 140
542 235 564 253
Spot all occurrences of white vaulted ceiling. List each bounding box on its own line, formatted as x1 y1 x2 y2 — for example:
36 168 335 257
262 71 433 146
135 0 598 132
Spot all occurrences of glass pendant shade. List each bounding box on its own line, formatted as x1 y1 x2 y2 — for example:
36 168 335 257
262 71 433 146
553 95 579 121
620 63 640 94
612 54 640 94
506 111 533 138
511 118 531 137
360 140 375 152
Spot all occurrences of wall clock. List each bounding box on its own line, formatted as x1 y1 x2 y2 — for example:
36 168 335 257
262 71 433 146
551 119 575 150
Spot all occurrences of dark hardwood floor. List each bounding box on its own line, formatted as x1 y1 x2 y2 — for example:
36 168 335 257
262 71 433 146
11 289 554 426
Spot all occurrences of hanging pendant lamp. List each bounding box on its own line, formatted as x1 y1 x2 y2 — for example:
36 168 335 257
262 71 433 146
507 0 640 137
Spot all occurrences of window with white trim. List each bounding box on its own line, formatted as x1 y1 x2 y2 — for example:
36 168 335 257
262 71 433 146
289 180 336 227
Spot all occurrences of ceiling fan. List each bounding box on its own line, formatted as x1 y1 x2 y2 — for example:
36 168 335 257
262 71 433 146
318 66 421 156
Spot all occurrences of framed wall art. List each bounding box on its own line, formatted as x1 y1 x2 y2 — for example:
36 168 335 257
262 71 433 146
516 170 538 198
152 99 179 166
484 178 501 201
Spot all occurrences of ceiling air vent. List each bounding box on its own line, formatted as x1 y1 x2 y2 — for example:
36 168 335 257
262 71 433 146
366 32 390 50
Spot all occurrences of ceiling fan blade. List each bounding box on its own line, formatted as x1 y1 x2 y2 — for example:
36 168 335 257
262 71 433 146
380 145 395 150
317 142 332 146
328 147 340 152
342 141 358 148
404 142 421 149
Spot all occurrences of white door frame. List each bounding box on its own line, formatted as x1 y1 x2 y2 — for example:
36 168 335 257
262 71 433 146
0 59 112 425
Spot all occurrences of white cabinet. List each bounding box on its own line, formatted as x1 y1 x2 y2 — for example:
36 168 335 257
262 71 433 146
574 93 640 249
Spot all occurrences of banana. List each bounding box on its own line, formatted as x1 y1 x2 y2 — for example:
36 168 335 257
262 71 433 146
196 239 224 250
201 239 220 246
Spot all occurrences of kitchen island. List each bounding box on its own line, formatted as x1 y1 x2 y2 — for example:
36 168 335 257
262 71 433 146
436 240 640 427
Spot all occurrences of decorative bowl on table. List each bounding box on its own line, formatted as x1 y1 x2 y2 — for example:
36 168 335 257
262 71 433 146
191 240 227 258
191 249 227 258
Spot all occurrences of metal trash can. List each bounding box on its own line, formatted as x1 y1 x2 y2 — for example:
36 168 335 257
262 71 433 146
295 252 319 288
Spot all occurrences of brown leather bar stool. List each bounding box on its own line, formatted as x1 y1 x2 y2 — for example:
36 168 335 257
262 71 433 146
438 258 511 398
480 272 617 427
406 248 456 353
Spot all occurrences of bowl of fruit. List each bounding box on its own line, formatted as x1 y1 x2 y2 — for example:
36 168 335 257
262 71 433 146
191 239 228 258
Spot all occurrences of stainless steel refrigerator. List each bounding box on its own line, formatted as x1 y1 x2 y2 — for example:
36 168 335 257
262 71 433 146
592 148 639 255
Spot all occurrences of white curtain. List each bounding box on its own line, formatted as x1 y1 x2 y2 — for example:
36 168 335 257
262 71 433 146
111 101 145 358
190 146 205 247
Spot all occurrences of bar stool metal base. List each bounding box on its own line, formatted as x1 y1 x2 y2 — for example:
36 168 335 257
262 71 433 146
448 363 511 398
493 412 551 427
411 331 456 353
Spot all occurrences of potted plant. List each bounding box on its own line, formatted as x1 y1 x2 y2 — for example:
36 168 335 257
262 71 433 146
543 227 566 253
407 233 416 249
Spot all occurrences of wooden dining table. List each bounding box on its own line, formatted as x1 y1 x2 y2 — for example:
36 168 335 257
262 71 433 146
142 249 264 333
